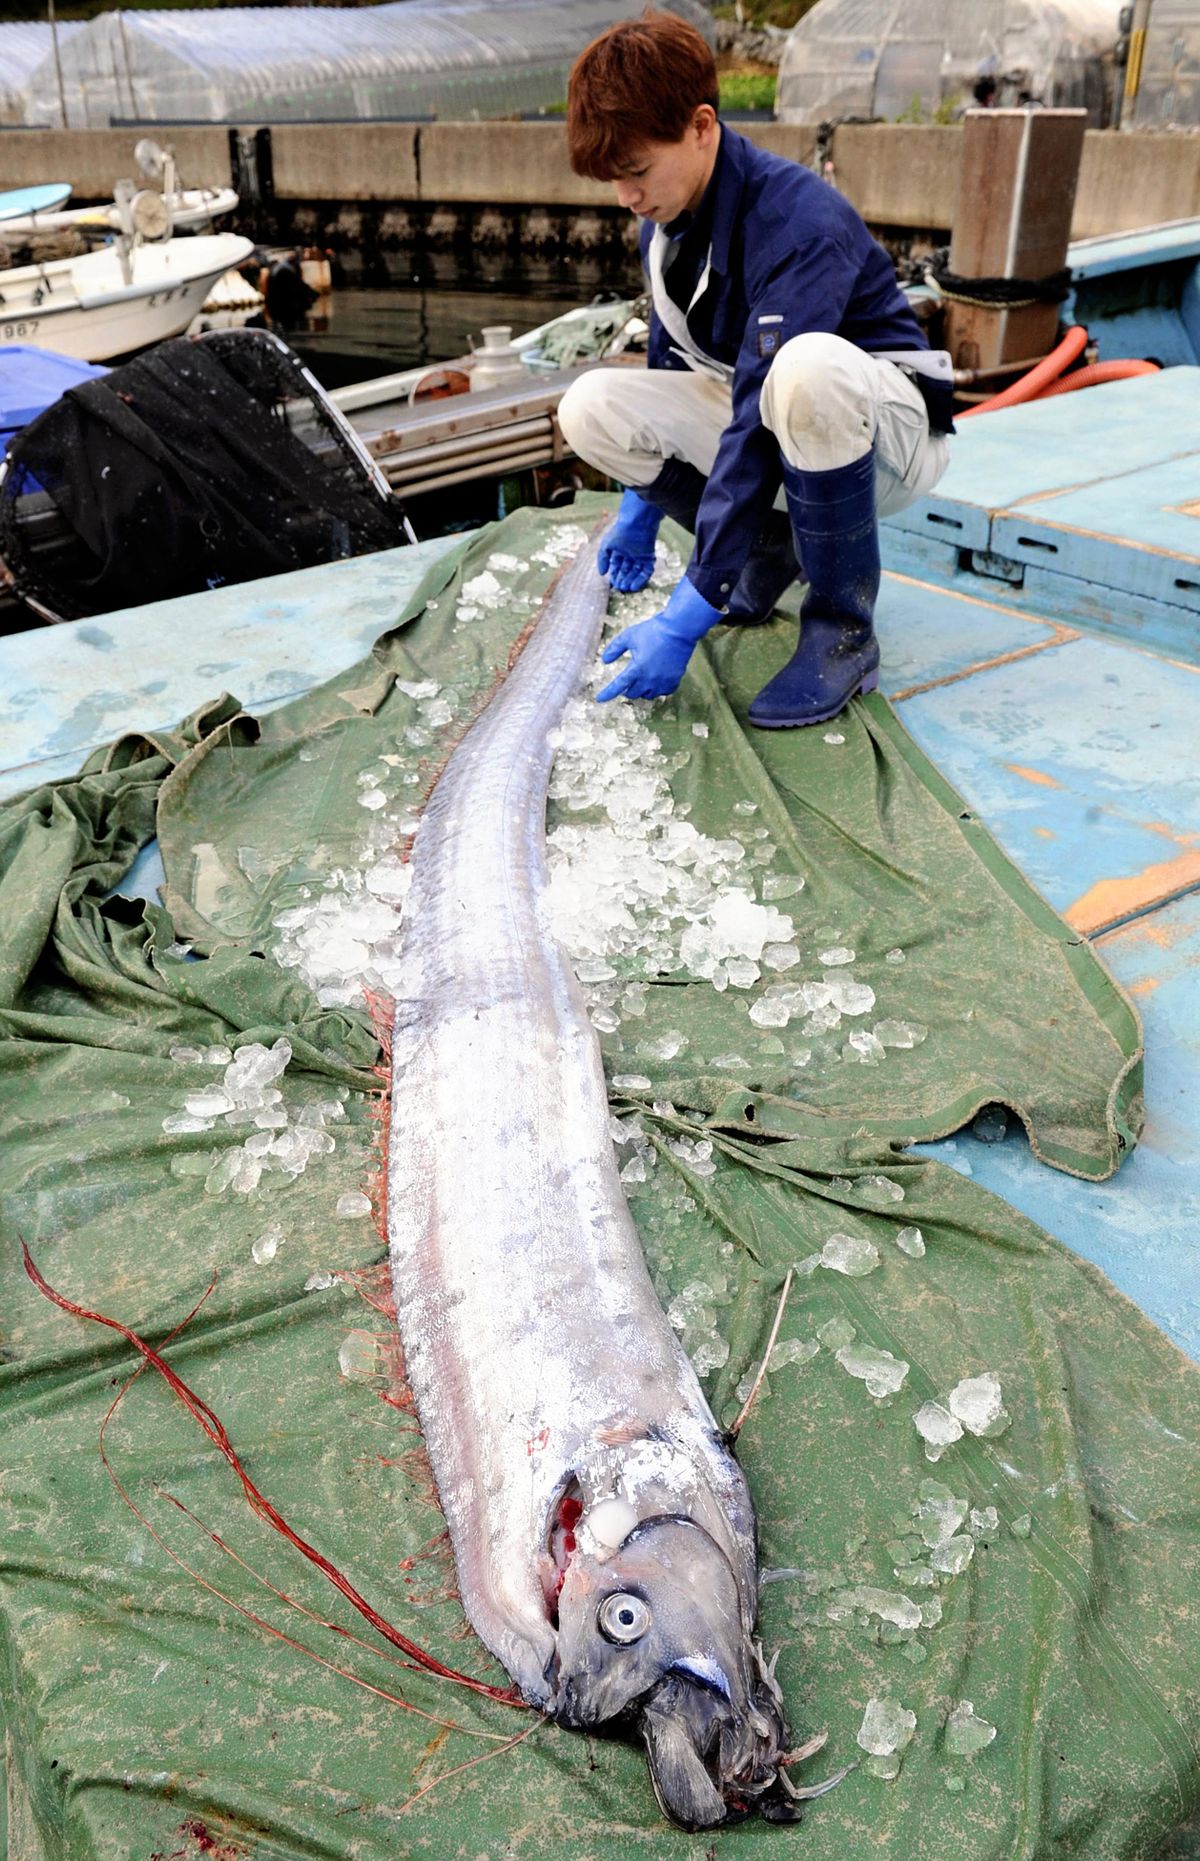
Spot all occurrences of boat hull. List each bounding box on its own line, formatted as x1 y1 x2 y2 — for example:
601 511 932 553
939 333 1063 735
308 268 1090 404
0 233 253 362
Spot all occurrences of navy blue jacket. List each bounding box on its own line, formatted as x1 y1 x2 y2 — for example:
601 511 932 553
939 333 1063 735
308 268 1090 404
639 126 928 608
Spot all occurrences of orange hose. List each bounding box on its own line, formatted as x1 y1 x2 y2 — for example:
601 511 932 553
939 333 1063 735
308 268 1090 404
1034 358 1161 399
957 323 1088 418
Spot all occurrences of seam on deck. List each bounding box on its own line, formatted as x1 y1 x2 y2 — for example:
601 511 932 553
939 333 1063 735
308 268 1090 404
890 628 1080 702
1089 874 1200 942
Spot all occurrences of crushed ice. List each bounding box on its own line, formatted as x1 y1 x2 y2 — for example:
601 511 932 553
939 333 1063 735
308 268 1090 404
164 1037 352 1204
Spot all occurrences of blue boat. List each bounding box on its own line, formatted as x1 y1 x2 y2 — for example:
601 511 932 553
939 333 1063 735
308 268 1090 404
0 181 71 224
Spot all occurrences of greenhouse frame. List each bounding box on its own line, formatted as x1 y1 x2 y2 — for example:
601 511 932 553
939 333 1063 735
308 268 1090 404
775 0 1115 126
14 0 712 129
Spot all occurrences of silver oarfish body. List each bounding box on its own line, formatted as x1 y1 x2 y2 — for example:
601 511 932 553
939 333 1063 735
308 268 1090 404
387 538 807 1829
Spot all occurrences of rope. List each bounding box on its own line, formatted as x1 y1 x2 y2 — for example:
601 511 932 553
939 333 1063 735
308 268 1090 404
926 255 1072 312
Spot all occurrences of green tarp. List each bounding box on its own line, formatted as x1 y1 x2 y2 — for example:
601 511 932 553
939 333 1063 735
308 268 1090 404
2 499 1197 1860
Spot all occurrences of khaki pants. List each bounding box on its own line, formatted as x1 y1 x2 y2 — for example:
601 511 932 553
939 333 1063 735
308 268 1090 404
558 330 951 519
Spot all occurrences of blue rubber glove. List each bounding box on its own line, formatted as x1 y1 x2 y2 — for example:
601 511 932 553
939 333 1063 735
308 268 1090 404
597 576 722 703
597 489 663 594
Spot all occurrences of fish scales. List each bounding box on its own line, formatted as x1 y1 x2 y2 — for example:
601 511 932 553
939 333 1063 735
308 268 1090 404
386 539 808 1830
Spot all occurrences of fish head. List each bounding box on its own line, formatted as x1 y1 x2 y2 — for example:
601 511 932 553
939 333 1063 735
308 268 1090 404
551 1515 793 1830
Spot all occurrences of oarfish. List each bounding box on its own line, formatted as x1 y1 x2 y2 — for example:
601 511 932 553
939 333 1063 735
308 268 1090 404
387 538 824 1828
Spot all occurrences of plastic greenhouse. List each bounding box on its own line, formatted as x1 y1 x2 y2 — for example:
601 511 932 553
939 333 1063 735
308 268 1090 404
775 0 1114 126
1126 0 1200 129
0 21 83 126
17 0 712 129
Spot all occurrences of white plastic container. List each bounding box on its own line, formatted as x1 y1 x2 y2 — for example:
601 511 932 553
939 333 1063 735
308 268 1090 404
470 324 526 392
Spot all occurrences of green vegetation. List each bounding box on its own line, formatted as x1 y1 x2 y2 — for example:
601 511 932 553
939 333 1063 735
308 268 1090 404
718 71 778 111
893 92 959 125
712 0 817 25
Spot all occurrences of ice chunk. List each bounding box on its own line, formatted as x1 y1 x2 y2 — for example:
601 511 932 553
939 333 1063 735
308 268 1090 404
835 1343 910 1398
930 1535 975 1576
640 1032 687 1061
885 947 906 964
169 1044 204 1063
612 1073 652 1092
691 722 709 739
251 1223 286 1265
947 1371 1011 1438
749 997 790 1028
690 1333 730 1374
732 799 758 816
229 1151 263 1194
855 1174 905 1205
894 1225 925 1258
819 1233 879 1277
874 1019 928 1049
823 731 845 746
817 1316 857 1350
844 1029 885 1063
184 1087 234 1118
857 1697 917 1758
819 946 855 966
338 1330 380 1380
839 1587 921 1631
575 957 617 983
621 1155 648 1186
945 1700 997 1757
914 1481 968 1547
668 1281 717 1331
162 1113 214 1136
913 1402 964 1461
762 874 805 901
724 956 760 989
336 1190 373 1219
969 1506 999 1538
826 977 875 1016
304 1271 338 1292
771 1337 820 1369
204 1150 242 1195
762 942 800 971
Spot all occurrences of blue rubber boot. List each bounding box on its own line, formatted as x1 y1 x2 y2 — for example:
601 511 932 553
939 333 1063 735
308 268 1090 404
748 451 881 729
638 460 798 626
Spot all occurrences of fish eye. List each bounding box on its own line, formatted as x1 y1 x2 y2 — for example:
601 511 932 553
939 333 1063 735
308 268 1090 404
598 1592 652 1645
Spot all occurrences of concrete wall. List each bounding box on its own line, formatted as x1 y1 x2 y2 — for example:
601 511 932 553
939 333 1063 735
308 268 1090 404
833 124 959 231
2 119 1199 238
1075 130 1200 237
0 126 229 199
418 122 606 208
269 121 417 202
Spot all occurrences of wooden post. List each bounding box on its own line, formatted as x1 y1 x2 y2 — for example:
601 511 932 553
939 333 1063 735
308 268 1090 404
944 108 1087 374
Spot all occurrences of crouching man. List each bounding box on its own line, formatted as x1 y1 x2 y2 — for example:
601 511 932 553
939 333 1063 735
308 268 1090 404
558 12 954 727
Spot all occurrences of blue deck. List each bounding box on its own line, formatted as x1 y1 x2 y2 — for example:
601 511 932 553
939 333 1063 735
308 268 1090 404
883 368 1200 658
1064 219 1200 367
3 370 1199 1362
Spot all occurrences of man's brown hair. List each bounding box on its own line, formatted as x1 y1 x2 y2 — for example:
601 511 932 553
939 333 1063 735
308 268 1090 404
567 11 719 180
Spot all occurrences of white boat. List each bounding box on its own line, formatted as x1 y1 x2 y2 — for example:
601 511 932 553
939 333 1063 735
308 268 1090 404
0 232 254 362
0 185 239 239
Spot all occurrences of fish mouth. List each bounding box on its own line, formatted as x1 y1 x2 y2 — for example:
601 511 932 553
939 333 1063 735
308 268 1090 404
639 1662 787 1831
639 1652 851 1831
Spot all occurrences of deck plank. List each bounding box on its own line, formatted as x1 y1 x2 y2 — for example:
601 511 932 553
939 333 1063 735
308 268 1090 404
0 537 460 801
894 630 1200 934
